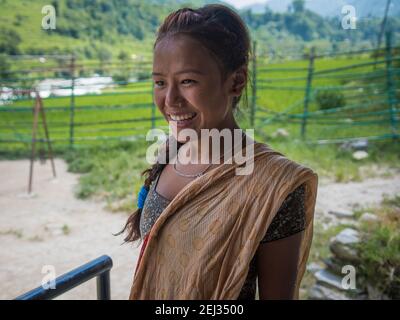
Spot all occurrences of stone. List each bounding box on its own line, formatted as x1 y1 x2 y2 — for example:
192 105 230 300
322 257 344 275
333 228 360 245
339 139 368 152
351 139 369 151
308 284 350 300
352 150 368 160
329 228 360 262
306 262 324 274
271 128 289 138
314 269 346 291
328 210 355 219
359 212 379 224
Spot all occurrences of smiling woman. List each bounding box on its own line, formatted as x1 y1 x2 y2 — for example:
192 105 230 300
116 4 319 300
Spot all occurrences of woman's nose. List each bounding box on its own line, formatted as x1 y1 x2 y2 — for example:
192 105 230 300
165 84 183 108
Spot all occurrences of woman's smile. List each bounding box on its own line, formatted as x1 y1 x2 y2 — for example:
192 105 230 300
167 112 198 128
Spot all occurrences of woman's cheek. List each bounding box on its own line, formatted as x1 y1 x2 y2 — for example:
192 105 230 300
154 96 164 112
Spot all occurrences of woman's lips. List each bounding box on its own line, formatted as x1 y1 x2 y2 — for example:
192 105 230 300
168 113 198 128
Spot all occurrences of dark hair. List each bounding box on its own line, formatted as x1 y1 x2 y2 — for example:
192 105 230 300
116 4 252 244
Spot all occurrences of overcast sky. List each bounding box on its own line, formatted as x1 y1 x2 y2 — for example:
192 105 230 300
223 0 266 9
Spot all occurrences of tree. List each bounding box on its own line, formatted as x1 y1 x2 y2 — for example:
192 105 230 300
291 0 305 13
118 50 129 62
0 54 11 79
0 29 21 54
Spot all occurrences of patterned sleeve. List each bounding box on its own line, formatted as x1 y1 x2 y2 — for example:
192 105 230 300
260 183 306 243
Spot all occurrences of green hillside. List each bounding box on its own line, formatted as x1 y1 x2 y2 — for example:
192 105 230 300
1 0 399 59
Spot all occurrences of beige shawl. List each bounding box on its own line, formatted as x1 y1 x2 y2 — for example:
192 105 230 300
129 140 318 299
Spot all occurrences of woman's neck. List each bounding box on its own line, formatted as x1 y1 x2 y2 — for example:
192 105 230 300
176 121 245 165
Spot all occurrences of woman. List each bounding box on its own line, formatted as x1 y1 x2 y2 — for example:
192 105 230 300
118 4 318 300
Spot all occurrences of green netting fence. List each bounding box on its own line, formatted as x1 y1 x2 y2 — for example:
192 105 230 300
0 32 398 153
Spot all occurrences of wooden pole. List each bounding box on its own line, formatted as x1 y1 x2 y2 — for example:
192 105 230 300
385 31 398 138
69 55 76 148
301 47 315 139
28 94 40 194
374 0 391 70
38 94 56 178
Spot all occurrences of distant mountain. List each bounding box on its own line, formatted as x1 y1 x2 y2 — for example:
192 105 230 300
242 0 400 18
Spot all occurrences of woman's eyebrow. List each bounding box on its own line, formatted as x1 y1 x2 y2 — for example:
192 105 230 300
152 69 205 76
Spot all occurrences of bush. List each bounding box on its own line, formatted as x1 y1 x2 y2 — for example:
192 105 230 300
0 28 21 54
316 89 346 110
137 71 150 81
112 73 129 85
357 195 400 299
0 54 11 79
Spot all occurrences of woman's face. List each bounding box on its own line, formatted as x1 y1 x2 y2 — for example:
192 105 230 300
152 34 242 142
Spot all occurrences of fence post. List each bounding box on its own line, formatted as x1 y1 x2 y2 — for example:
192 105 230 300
250 41 257 128
301 47 315 139
385 31 398 138
69 54 76 148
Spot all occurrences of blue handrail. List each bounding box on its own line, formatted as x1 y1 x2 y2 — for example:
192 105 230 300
14 255 113 300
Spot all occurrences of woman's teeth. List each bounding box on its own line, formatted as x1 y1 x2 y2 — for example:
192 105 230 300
169 113 196 121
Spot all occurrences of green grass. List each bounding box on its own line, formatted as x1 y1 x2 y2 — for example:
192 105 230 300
261 136 400 182
356 194 400 299
63 139 152 212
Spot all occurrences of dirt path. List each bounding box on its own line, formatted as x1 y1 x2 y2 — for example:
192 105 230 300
0 159 399 300
0 159 140 300
315 172 400 228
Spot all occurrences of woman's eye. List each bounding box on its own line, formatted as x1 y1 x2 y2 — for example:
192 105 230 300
182 79 196 85
154 81 164 87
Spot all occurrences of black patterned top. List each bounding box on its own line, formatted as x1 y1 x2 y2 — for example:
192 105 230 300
139 172 306 300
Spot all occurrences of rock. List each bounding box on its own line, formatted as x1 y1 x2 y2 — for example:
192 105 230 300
306 262 324 274
329 228 360 262
271 128 289 138
333 228 360 245
322 257 344 275
352 150 368 160
328 210 355 219
351 139 369 151
308 284 350 300
359 212 379 224
339 139 368 152
314 269 346 291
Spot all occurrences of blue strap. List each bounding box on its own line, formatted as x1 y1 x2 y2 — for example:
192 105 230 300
137 185 149 209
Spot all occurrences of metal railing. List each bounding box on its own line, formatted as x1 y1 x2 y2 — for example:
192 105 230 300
14 255 113 300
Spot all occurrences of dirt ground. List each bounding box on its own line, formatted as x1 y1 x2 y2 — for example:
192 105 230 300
0 159 140 300
0 158 399 300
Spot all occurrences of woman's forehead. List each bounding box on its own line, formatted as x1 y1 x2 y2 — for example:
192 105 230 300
153 35 218 74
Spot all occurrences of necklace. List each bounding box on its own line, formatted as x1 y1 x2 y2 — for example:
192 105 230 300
173 131 246 178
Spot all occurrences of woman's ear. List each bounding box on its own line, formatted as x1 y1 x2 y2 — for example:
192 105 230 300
230 66 247 96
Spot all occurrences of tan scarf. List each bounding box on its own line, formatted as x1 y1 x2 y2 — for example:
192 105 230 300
129 141 318 299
